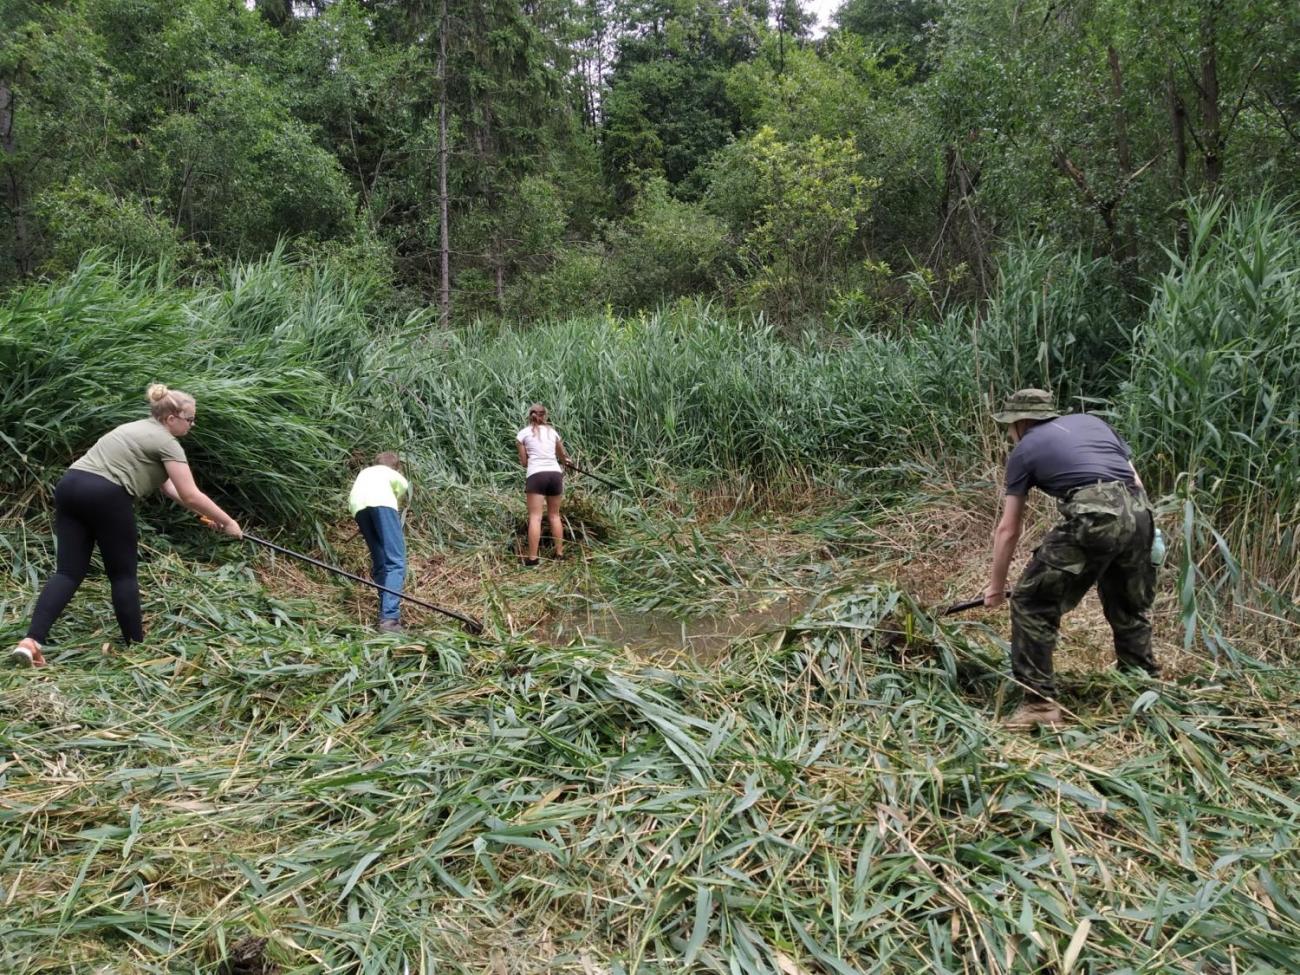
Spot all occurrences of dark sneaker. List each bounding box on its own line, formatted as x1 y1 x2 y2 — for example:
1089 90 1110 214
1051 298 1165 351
1002 701 1064 731
377 619 404 634
523 558 540 567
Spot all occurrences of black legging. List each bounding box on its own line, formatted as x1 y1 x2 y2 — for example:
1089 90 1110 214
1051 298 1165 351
27 469 143 645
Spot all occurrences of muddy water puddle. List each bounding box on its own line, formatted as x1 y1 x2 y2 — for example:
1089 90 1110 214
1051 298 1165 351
548 591 812 660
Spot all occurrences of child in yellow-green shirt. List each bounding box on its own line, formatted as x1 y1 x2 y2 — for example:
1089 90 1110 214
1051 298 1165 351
348 452 410 633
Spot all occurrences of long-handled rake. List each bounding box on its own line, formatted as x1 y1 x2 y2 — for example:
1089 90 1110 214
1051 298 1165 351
563 459 623 490
205 519 483 634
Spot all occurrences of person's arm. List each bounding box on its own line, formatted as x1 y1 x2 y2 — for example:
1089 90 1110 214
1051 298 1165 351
392 471 411 507
985 493 1026 607
163 460 242 537
517 441 528 468
555 436 568 467
1129 461 1145 491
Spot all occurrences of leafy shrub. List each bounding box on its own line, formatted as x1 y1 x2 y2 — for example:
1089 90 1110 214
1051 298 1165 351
602 176 730 310
34 182 198 275
509 243 610 320
706 127 876 322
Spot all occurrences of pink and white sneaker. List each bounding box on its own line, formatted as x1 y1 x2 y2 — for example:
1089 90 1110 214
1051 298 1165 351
10 638 47 668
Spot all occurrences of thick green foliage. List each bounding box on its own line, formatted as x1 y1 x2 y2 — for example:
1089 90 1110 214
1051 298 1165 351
707 127 876 321
1 0 356 281
4 0 1298 322
601 177 731 310
3 198 1298 598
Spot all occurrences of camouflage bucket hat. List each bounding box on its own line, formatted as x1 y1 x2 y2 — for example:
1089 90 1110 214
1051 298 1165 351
992 388 1060 424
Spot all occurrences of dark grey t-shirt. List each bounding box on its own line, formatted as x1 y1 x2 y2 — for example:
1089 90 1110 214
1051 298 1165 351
1004 413 1136 499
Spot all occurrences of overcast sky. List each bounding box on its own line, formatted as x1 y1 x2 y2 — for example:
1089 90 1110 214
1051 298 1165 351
804 0 842 36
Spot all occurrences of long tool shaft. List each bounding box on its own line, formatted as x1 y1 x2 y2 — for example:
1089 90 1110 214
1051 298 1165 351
563 460 623 490
943 591 1011 616
212 521 483 634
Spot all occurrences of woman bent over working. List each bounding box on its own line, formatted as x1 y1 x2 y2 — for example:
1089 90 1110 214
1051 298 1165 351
11 384 242 668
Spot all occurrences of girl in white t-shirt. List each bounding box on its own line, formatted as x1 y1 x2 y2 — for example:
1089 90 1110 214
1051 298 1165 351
515 403 569 565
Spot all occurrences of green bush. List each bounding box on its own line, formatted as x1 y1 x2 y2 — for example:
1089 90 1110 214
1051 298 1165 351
34 183 198 276
509 243 610 320
602 177 731 310
706 127 876 322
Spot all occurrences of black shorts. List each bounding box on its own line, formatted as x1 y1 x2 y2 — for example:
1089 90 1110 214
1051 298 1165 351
525 471 564 497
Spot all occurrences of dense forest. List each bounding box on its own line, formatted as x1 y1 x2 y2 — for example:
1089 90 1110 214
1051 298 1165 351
4 0 1297 324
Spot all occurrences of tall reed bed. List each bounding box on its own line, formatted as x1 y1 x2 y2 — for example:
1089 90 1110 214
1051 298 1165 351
378 306 985 484
1124 198 1300 598
0 252 382 523
1 262 992 523
972 239 1132 409
3 197 1298 599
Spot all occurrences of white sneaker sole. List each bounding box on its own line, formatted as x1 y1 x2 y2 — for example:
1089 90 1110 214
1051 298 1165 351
11 645 35 666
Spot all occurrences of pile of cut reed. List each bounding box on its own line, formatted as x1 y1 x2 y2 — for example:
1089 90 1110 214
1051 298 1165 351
1 553 1295 974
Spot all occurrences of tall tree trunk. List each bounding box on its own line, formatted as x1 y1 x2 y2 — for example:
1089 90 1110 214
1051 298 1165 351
0 79 31 277
1169 71 1189 254
1106 46 1138 270
776 8 786 76
437 0 451 324
1169 72 1187 188
581 50 595 127
253 0 292 31
1199 5 1222 189
936 143 989 297
594 0 606 126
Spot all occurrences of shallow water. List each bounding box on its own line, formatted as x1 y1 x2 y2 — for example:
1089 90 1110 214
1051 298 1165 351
549 591 811 660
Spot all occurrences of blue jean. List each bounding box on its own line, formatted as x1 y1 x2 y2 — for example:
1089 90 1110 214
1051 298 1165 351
354 506 406 621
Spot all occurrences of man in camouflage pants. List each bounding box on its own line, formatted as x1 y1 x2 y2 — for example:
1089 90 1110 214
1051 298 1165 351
983 389 1161 730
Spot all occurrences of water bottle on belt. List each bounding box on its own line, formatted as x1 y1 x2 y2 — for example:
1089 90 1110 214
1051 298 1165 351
1151 527 1168 566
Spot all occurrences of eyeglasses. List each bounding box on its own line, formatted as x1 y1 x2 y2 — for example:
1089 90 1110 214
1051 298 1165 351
176 414 196 426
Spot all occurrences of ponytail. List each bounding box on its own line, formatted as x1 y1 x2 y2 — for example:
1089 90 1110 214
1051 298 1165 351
526 403 548 438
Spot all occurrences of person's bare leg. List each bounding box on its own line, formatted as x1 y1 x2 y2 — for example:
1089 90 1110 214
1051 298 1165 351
526 493 545 560
547 495 564 557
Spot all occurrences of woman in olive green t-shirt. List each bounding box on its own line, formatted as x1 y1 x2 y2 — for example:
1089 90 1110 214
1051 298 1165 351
11 384 242 668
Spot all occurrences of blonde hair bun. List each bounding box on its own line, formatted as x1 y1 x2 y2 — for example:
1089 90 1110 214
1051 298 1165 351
145 383 195 421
